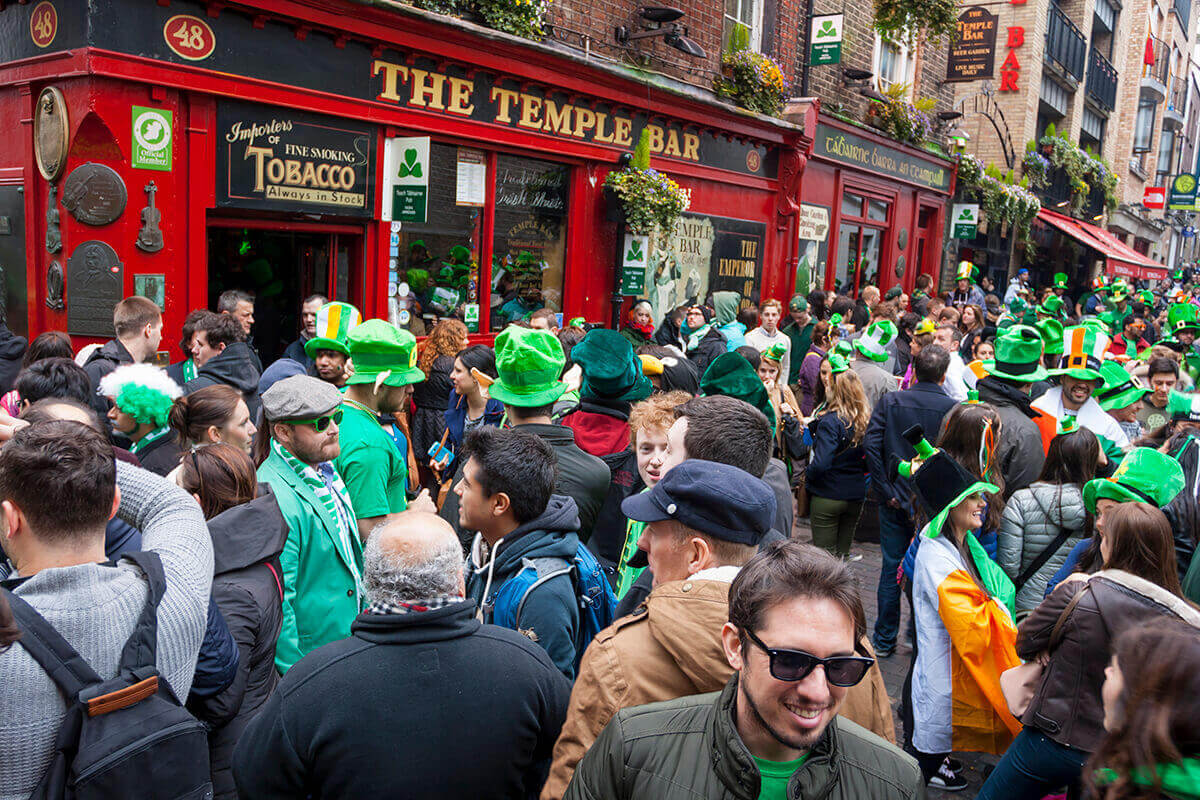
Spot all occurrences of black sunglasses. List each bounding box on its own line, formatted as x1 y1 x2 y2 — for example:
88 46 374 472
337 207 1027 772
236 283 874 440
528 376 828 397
744 629 874 687
286 409 343 432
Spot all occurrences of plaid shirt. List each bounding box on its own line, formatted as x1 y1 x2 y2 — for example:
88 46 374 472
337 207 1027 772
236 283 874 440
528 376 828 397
366 595 463 615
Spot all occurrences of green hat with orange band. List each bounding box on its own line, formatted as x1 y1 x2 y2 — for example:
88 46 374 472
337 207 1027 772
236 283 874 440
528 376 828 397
305 301 363 358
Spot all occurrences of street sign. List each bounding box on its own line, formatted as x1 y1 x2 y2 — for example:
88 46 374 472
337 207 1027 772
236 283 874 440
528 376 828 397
1184 225 1196 238
131 107 172 171
810 15 843 66
1143 186 1166 210
952 203 979 239
1168 173 1198 210
383 136 429 223
619 232 648 295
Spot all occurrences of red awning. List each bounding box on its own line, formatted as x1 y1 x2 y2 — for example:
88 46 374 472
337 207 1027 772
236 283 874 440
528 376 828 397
1035 208 1167 280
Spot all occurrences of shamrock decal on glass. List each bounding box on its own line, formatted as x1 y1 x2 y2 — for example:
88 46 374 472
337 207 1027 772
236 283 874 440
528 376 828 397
397 148 423 179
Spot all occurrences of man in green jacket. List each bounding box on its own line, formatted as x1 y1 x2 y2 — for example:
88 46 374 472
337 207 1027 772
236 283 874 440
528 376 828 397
259 375 364 674
566 541 923 800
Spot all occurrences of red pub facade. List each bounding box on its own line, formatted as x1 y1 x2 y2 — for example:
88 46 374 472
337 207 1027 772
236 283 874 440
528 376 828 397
0 0 826 359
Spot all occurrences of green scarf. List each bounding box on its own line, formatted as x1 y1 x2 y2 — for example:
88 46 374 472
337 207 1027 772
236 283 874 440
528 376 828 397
616 493 648 599
181 358 197 383
1096 758 1200 800
686 322 714 352
270 438 362 592
129 426 173 456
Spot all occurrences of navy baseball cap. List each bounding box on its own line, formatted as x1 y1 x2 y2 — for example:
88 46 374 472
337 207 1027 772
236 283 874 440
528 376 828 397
621 459 776 568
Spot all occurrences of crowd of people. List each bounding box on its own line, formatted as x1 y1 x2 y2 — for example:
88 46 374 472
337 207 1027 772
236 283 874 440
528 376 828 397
1 265 1200 799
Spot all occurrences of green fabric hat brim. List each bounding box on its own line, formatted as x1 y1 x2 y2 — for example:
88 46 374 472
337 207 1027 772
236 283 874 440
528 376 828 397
344 365 426 387
1175 323 1200 337
304 337 350 358
982 359 1049 382
1098 385 1151 412
582 372 652 403
925 480 1001 540
489 378 566 407
853 339 888 362
1083 478 1145 514
1048 365 1104 381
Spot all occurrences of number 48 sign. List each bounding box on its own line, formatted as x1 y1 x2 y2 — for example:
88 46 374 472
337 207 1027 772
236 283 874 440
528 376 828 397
163 15 216 62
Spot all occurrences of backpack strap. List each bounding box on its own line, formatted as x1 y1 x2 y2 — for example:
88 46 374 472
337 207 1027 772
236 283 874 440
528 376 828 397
2 587 102 698
114 551 167 675
514 557 574 629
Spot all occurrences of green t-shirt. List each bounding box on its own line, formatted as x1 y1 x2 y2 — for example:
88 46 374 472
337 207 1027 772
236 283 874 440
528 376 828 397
334 402 408 519
753 753 809 800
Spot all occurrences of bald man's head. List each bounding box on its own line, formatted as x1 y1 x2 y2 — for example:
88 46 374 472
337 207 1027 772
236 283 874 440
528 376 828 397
363 512 465 605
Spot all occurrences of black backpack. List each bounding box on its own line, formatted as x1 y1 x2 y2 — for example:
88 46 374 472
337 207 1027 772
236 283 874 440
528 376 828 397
3 551 213 800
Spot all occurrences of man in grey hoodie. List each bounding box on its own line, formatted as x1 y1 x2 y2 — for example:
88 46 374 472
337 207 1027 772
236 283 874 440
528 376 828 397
0 420 211 799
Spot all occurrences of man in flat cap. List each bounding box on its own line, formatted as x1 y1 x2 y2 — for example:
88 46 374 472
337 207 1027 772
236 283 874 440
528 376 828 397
258 375 364 674
541 459 776 799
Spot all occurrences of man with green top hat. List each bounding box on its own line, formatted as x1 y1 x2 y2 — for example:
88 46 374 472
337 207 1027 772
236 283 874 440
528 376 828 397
1034 325 1130 457
305 301 362 388
852 320 899 410
1051 272 1072 310
1036 294 1066 321
950 260 986 310
976 325 1049 494
1102 279 1133 332
258 374 364 674
1164 303 1200 381
1096 360 1151 442
477 325 609 543
335 319 434 541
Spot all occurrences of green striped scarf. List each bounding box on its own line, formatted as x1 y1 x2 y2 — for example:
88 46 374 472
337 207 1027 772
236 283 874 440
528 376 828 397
270 438 362 592
181 358 197 383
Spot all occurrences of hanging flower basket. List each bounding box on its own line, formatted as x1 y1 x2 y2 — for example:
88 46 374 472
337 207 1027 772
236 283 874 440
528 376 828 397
603 130 691 236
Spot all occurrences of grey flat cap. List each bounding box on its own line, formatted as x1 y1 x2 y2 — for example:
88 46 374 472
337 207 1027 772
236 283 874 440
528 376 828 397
261 375 342 421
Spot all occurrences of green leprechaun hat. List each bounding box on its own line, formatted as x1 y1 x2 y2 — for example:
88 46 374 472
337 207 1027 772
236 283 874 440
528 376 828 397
1053 272 1069 289
305 301 363 359
854 319 898 363
1051 325 1109 381
345 319 426 389
1109 279 1131 302
1168 303 1200 337
1138 290 1155 306
1169 390 1200 423
571 328 652 402
1083 446 1185 513
1035 318 1065 355
489 326 567 407
1095 361 1151 412
983 325 1048 382
1038 295 1066 319
913 317 936 337
832 339 854 359
701 352 776 432
828 353 850 374
956 260 977 283
761 342 788 364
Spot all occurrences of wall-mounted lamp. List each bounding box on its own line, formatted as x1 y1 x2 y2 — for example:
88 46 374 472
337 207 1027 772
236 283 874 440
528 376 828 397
615 7 706 58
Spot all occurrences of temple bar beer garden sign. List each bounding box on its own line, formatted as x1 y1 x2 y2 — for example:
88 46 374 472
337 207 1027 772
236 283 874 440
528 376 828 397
216 102 375 215
25 0 779 179
813 124 951 191
946 7 998 82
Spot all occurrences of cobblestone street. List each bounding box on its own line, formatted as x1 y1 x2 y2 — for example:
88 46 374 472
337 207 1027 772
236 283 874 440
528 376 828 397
793 517 995 798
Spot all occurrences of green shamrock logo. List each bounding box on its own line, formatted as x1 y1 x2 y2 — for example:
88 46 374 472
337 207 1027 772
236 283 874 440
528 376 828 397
958 208 974 220
817 20 836 37
397 148 423 179
625 238 644 262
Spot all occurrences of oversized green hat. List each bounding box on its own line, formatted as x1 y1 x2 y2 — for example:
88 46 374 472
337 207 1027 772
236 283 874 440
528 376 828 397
1038 295 1066 319
98 363 182 428
1109 279 1131 301
344 319 425 388
832 339 854 359
489 326 567 407
1035 318 1065 355
854 319 898 362
1095 361 1150 411
1168 390 1200 423
983 325 1048 382
1051 325 1109 381
700 352 776 432
571 328 652 402
1053 272 1069 289
761 342 788 363
1138 290 1155 305
1168 303 1200 336
305 301 362 358
1083 447 1185 512
956 260 977 283
828 353 850 374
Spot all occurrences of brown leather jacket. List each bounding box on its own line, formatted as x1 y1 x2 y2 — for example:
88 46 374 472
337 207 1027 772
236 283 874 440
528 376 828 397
1017 570 1200 751
540 576 896 800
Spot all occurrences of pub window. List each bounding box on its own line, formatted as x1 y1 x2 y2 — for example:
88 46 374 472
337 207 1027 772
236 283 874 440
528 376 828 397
722 0 763 51
391 143 483 337
834 191 890 297
490 155 569 331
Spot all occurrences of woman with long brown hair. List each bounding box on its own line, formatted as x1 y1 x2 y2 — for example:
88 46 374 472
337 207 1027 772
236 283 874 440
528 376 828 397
178 443 288 800
958 304 988 360
411 319 468 490
806 354 871 558
1089 618 1200 800
977 495 1200 800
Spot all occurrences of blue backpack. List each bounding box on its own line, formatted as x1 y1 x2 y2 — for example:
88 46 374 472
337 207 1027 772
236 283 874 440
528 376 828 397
494 543 617 674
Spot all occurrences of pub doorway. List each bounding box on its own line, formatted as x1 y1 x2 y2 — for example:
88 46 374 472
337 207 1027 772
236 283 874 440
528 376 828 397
207 220 363 364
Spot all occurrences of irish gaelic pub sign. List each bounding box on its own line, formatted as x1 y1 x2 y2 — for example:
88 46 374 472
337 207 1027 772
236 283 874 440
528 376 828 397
216 102 376 216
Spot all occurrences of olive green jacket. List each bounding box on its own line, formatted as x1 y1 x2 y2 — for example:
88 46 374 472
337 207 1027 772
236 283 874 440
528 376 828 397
565 677 924 800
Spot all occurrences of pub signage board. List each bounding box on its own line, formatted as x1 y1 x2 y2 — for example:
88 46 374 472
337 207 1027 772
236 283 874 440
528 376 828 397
813 123 952 192
946 7 998 82
216 102 375 215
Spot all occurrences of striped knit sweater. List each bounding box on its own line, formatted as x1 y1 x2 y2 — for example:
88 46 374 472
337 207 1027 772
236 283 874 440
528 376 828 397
0 462 213 799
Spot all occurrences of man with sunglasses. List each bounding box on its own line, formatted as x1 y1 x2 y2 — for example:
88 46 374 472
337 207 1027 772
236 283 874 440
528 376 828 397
1106 313 1151 360
258 375 364 674
565 541 922 800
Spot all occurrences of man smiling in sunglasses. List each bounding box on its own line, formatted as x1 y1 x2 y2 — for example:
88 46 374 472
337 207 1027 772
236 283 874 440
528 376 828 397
565 542 922 800
258 375 364 674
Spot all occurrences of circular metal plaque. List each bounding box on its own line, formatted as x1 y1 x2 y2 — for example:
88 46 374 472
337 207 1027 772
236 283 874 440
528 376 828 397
34 86 68 181
894 254 906 279
61 162 127 226
897 228 909 250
